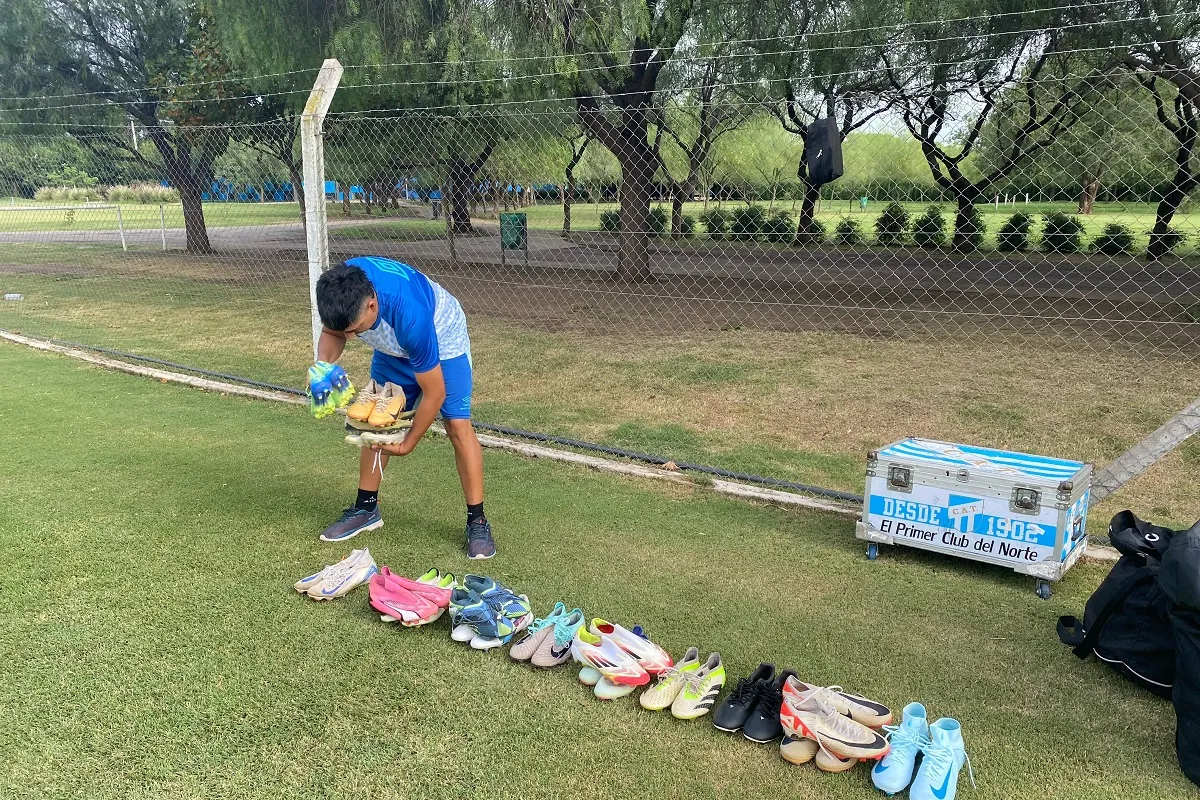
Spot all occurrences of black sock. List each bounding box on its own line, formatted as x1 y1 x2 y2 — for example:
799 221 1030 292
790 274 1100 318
356 489 379 512
467 502 485 524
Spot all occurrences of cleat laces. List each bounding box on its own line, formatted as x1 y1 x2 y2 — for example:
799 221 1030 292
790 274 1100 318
805 696 872 760
882 725 930 761
920 740 977 790
682 669 712 698
728 677 759 705
552 616 581 648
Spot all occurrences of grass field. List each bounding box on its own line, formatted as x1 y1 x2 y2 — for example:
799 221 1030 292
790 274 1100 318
0 343 1195 800
1 243 1197 530
3 197 1198 257
0 200 306 232
334 220 447 241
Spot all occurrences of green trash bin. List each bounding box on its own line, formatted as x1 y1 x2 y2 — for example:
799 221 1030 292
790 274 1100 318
500 212 528 265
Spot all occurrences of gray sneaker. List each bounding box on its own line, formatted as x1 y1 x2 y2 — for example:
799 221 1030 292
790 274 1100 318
466 519 496 559
320 505 383 542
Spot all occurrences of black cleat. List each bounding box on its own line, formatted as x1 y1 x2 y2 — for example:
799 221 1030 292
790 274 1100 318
743 668 797 743
712 662 776 733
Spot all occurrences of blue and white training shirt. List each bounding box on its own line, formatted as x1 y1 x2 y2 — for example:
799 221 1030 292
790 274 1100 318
345 256 470 373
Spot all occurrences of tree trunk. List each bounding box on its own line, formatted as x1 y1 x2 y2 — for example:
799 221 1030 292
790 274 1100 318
952 194 981 251
1147 173 1198 260
145 129 212 254
1147 119 1197 261
177 180 211 254
1078 171 1101 214
617 156 653 281
671 188 686 239
288 161 306 229
562 174 576 236
446 158 476 234
797 180 820 235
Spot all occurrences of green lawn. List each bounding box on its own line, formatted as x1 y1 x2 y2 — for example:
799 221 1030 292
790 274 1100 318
4 196 1198 256
0 200 309 232
333 220 448 241
1 245 1197 530
318 200 1200 257
0 343 1193 799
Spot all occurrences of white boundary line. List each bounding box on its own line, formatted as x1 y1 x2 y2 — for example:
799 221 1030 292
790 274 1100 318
0 329 1119 561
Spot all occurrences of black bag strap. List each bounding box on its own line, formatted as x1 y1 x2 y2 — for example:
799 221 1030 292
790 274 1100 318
1056 615 1086 648
1057 569 1158 659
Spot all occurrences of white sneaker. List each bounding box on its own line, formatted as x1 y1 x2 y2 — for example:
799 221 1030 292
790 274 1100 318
293 548 368 593
307 549 378 600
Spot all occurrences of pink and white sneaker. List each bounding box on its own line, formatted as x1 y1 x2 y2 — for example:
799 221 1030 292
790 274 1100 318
368 574 441 626
376 567 454 623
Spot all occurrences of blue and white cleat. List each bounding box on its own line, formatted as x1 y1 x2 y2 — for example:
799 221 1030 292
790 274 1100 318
909 717 974 800
449 587 493 642
873 702 930 795
461 575 532 626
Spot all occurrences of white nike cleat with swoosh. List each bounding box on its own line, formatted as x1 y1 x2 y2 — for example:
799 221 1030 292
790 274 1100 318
306 550 378 600
780 677 890 761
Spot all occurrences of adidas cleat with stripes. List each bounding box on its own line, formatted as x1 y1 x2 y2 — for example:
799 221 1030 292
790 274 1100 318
670 652 726 720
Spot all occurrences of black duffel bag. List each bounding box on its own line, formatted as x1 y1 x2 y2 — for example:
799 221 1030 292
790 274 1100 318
1160 518 1200 787
1057 510 1177 697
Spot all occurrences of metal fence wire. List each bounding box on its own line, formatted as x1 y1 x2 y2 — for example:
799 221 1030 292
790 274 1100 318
2 43 1199 520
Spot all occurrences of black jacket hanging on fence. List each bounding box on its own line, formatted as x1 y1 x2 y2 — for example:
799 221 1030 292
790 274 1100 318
1057 510 1200 788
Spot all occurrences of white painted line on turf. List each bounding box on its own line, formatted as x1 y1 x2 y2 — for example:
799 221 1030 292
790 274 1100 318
0 328 1123 562
0 329 306 406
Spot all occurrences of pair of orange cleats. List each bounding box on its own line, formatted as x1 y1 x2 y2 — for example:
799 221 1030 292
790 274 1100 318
346 379 409 428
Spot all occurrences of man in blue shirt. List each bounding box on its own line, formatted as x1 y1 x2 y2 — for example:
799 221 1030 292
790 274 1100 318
312 256 495 559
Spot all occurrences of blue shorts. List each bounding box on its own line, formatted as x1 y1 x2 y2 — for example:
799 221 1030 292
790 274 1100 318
370 351 473 420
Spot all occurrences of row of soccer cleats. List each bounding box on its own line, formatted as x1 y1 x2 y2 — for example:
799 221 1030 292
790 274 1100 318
715 662 972 799
293 553 516 647
304 564 723 719
295 554 971 799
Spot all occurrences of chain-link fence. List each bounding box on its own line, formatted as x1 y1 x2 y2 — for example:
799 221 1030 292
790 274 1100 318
2 48 1199 525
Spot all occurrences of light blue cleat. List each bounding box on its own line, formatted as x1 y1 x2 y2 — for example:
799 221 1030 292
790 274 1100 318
872 702 930 795
909 717 974 800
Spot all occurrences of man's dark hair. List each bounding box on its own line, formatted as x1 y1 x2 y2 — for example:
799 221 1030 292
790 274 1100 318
316 262 374 330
